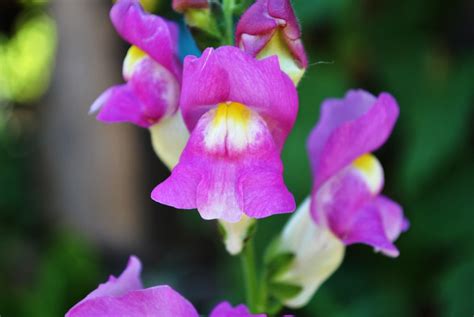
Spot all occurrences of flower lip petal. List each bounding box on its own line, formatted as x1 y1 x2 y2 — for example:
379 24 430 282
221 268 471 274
66 257 200 317
152 103 295 222
66 256 143 315
180 46 298 149
93 54 180 128
110 0 181 80
67 285 199 317
307 89 399 191
93 84 153 128
310 166 407 257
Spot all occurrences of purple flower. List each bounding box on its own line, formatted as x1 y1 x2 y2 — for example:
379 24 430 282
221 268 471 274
90 0 182 128
172 0 209 13
66 256 263 317
152 46 298 222
307 89 409 257
236 0 308 84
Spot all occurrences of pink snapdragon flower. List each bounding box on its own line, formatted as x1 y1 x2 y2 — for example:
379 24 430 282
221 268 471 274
90 0 189 169
66 256 264 317
273 90 409 308
91 0 181 128
152 46 298 222
307 89 409 256
236 0 308 84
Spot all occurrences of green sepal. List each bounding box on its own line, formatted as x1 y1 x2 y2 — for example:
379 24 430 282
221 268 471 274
217 221 227 240
244 220 257 242
268 281 303 302
266 252 295 281
265 298 284 316
264 237 295 280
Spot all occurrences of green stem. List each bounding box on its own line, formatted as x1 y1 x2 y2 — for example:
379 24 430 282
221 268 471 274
240 236 259 312
222 0 235 45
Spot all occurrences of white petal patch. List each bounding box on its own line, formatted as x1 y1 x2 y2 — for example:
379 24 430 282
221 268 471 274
203 102 268 157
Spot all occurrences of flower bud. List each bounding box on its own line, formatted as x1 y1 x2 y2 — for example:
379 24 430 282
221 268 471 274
236 0 308 85
272 198 345 308
172 0 209 13
219 215 256 255
172 0 222 50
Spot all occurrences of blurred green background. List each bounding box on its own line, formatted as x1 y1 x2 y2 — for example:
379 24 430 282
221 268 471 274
0 0 473 316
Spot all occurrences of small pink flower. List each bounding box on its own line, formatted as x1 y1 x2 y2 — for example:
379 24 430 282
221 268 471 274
152 46 298 222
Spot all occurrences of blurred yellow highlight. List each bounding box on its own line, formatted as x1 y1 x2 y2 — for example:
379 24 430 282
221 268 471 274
0 13 57 103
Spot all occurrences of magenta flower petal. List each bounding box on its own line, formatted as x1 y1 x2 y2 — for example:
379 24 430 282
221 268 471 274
110 0 181 79
307 90 399 191
152 103 295 222
373 195 409 242
342 198 401 257
83 256 143 301
210 301 266 317
179 46 298 150
311 168 374 238
311 168 402 257
236 0 307 68
66 285 199 317
66 256 199 317
93 57 180 128
93 85 148 127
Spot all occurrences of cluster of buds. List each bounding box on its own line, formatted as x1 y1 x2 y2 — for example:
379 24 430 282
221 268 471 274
69 0 409 316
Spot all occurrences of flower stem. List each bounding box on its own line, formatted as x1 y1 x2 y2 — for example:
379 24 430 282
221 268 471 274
222 0 235 45
240 236 259 312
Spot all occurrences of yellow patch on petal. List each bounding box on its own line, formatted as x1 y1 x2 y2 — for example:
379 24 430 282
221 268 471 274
213 102 251 128
204 102 262 154
123 45 147 80
257 30 305 85
352 153 384 194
